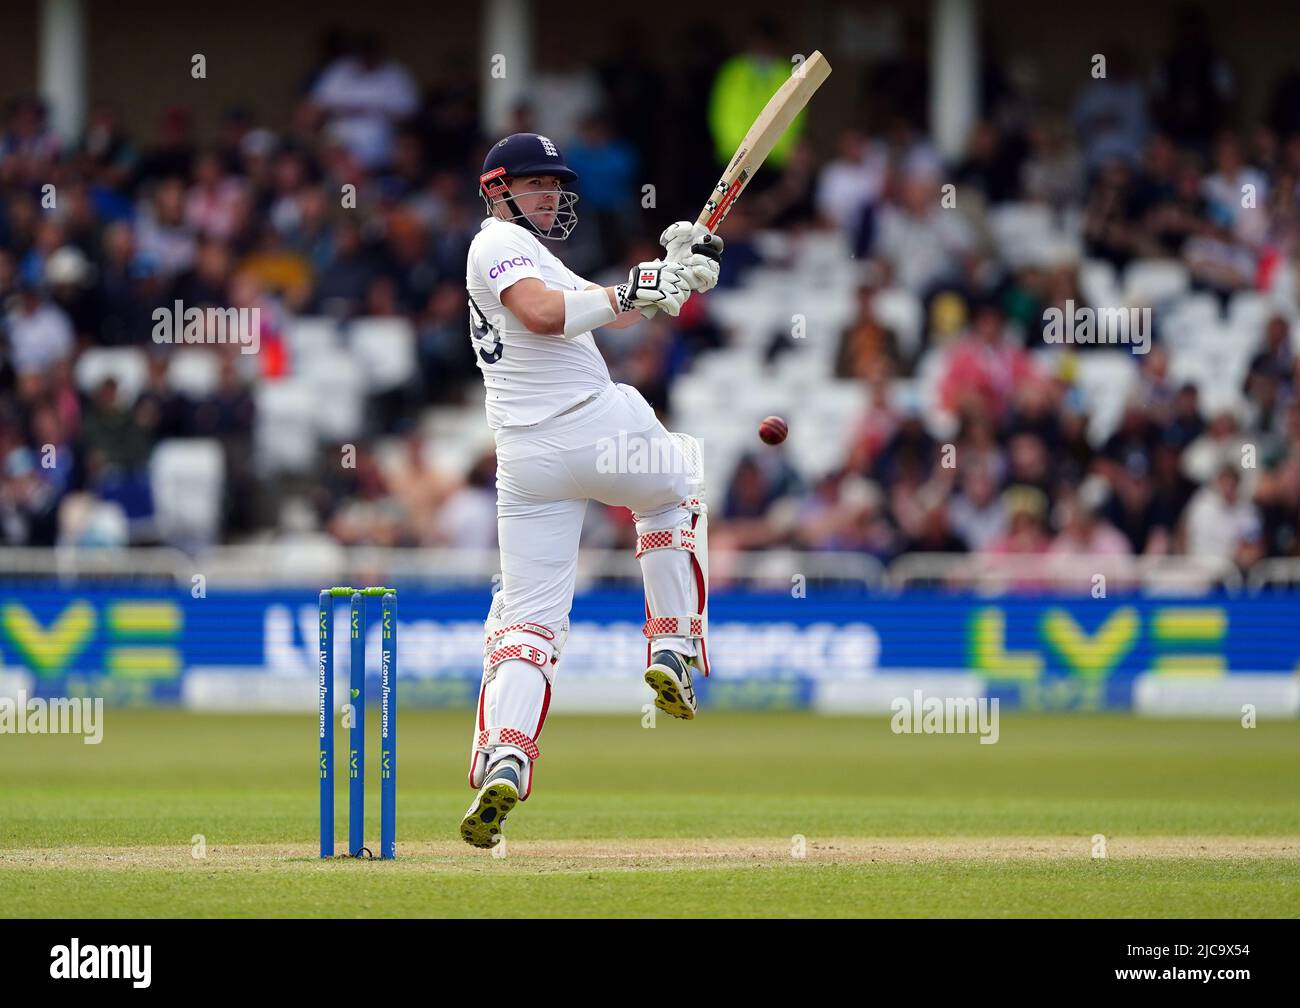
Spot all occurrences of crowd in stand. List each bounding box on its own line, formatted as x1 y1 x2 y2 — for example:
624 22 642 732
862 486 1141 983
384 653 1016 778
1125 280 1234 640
1 11 1298 576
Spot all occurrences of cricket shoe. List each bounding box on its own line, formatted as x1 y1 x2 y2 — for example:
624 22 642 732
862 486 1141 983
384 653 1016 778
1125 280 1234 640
644 650 698 720
460 756 521 849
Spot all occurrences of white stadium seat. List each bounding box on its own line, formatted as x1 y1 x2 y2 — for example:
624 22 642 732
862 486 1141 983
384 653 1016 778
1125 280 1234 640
74 347 149 404
349 317 417 391
300 348 365 441
166 348 221 398
1123 259 1189 307
1078 259 1120 308
285 317 340 371
253 380 317 475
150 438 225 548
871 287 923 361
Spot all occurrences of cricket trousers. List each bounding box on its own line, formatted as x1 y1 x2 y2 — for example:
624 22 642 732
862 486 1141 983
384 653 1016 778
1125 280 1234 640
471 382 698 785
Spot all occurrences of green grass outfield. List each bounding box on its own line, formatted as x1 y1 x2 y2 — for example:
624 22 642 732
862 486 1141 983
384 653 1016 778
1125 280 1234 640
1 710 1297 917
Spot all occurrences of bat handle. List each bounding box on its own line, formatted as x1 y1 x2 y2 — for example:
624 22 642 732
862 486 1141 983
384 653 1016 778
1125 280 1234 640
691 234 724 261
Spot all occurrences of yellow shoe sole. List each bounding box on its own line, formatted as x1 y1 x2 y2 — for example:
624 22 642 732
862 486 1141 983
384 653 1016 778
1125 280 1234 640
645 666 696 720
460 778 519 849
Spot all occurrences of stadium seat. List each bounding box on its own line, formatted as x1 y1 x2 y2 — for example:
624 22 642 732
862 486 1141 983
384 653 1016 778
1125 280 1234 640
253 380 318 474
301 348 365 441
285 317 340 371
1159 292 1219 348
1123 259 1190 307
349 317 417 391
1078 259 1120 308
1226 290 1270 334
988 204 1057 266
74 347 149 403
149 438 225 548
1074 351 1139 445
871 287 923 361
166 348 221 398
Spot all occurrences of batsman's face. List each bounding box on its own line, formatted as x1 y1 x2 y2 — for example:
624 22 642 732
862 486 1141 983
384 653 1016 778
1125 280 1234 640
512 175 560 228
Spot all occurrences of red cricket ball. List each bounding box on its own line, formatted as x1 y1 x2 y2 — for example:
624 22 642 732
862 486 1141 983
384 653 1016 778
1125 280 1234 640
758 415 788 445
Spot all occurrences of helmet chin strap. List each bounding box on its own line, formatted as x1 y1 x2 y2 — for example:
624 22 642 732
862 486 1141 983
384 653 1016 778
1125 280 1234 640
503 193 546 238
487 179 546 237
484 178 576 240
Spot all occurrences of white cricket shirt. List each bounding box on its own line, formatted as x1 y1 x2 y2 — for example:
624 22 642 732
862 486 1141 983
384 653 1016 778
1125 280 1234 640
465 217 613 429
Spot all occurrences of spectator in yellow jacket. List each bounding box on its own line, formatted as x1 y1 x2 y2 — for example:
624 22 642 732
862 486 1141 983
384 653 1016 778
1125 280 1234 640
708 20 806 170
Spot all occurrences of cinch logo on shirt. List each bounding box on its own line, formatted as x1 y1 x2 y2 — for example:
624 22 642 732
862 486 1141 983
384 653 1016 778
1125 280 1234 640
489 255 535 279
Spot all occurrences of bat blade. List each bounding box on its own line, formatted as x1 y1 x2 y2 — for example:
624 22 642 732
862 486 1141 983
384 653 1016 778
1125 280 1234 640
698 50 832 233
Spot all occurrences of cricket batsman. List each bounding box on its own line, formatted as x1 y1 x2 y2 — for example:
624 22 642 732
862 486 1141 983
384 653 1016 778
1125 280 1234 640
459 133 722 847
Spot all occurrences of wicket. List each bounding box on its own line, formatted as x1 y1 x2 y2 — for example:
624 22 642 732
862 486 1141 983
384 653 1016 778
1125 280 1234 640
319 586 397 859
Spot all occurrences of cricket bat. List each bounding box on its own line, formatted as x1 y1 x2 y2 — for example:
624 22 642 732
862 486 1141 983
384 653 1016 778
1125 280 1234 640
639 51 831 318
697 50 832 235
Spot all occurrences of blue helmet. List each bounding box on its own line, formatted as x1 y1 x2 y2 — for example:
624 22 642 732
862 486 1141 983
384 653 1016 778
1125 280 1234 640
479 133 579 240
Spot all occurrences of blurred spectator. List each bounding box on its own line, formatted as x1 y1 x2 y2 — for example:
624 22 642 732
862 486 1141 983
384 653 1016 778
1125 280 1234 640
1049 486 1132 557
1256 455 1300 556
0 442 58 545
1083 157 1142 269
982 486 1050 555
44 246 99 340
755 139 822 231
314 219 376 317
6 272 74 377
709 20 803 175
1104 458 1170 554
135 177 196 277
387 433 457 545
1165 383 1205 451
1142 151 1208 255
796 472 896 558
949 464 1007 551
718 451 801 550
1247 314 1294 386
1202 131 1268 246
938 302 1040 420
531 53 603 149
708 204 764 289
564 113 639 266
956 119 1024 206
865 17 928 132
815 129 887 249
905 500 967 553
835 282 902 380
186 149 247 240
416 281 478 401
1 96 61 180
874 152 975 293
1151 5 1236 150
81 378 149 473
1184 465 1262 566
310 33 418 170
1182 408 1248 484
1021 119 1086 209
135 107 195 190
1071 44 1149 172
434 451 497 549
723 451 799 521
